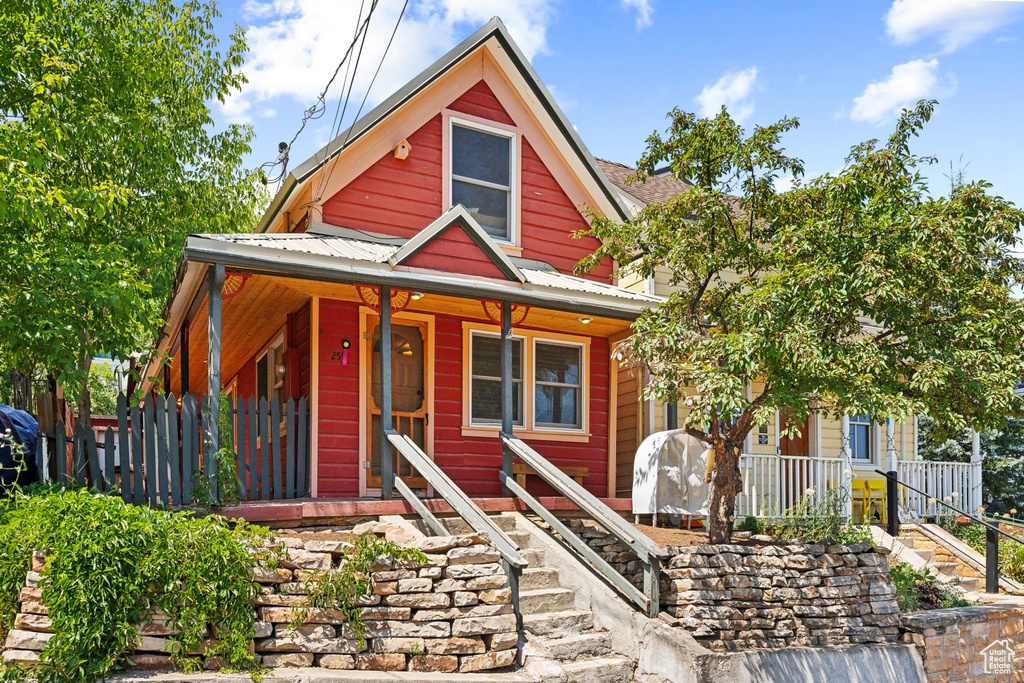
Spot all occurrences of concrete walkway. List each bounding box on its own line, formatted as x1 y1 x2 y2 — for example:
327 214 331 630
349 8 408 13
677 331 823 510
107 669 529 683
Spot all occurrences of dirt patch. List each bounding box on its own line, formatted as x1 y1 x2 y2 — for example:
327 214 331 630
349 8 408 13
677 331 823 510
631 523 770 548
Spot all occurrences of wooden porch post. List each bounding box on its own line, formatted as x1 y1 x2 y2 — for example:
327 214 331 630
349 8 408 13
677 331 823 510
207 264 224 457
180 321 189 396
500 300 513 495
380 286 394 500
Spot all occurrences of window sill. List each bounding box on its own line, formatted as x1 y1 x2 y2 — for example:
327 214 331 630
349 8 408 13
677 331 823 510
498 244 522 257
461 425 591 443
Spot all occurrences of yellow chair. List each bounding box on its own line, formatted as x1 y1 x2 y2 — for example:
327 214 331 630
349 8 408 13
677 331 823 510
851 479 867 523
865 479 887 525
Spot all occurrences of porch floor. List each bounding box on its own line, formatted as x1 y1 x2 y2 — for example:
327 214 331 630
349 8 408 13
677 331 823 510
218 496 633 526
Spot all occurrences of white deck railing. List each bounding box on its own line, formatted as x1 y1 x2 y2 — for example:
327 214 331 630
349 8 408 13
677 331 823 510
735 454 978 521
898 459 978 519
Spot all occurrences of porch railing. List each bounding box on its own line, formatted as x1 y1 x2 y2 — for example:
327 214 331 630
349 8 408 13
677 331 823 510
500 432 671 618
45 392 309 506
735 453 978 522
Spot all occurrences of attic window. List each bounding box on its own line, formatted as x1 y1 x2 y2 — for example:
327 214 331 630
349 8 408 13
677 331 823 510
450 118 515 243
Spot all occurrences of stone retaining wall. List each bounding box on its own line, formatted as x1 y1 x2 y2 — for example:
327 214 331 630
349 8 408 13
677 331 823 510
901 602 1024 682
566 520 901 652
1 524 517 675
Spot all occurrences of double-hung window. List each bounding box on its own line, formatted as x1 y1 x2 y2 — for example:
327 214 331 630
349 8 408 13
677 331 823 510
849 414 872 462
450 118 515 243
469 331 524 426
256 336 286 408
534 341 583 430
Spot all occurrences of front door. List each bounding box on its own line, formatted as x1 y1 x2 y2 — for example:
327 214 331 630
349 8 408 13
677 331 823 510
368 317 429 489
779 409 811 509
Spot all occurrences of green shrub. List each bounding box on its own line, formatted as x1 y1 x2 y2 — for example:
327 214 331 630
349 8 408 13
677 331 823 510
767 486 872 545
889 561 973 612
736 516 764 534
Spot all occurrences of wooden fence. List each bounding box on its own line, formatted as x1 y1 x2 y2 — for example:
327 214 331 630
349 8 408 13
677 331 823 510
51 392 310 506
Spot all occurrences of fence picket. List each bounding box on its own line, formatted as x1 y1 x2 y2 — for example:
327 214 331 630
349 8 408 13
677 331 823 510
297 397 308 497
104 427 115 493
258 398 269 500
144 395 157 506
73 422 86 486
86 427 101 489
247 397 257 501
155 394 169 505
270 398 281 500
167 393 180 506
117 393 130 503
131 402 143 505
286 399 296 499
55 420 66 484
180 395 194 504
201 396 216 503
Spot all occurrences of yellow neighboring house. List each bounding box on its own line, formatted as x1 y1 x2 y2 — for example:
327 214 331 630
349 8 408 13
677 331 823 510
595 160 968 522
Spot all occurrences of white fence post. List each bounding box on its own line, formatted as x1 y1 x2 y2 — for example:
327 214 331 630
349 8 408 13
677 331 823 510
971 430 983 514
840 415 853 520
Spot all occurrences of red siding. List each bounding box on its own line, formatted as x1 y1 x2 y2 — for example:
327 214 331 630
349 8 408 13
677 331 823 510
402 225 510 280
318 81 612 280
316 299 362 497
288 302 312 401
311 301 610 498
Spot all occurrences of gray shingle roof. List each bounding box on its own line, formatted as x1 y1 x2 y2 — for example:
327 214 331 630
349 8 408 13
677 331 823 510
595 159 693 207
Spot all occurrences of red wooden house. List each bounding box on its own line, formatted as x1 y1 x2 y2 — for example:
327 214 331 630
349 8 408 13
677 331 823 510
143 18 659 505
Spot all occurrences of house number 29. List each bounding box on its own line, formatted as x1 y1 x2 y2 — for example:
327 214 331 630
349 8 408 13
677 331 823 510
331 340 352 366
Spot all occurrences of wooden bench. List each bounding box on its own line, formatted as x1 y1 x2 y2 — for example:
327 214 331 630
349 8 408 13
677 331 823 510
513 463 589 488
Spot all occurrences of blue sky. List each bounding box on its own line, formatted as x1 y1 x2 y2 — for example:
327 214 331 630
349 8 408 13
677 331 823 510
211 0 1024 207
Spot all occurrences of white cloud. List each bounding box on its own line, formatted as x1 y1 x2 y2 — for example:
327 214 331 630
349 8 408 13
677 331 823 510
621 0 653 29
694 66 759 123
885 0 1023 53
221 0 558 125
850 58 954 124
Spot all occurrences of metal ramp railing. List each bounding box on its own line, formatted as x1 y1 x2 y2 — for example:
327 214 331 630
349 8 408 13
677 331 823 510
500 432 671 618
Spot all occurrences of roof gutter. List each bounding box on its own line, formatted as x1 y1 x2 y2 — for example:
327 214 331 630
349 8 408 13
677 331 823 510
185 236 654 320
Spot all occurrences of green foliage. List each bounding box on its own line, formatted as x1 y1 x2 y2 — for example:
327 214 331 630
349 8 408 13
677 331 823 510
0 0 268 412
0 488 274 681
297 534 427 648
768 486 871 545
889 561 972 612
947 520 1024 584
192 392 241 508
736 515 765 534
87 362 120 416
578 101 1024 542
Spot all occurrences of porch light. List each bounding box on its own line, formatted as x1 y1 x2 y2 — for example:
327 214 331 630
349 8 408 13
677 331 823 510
577 316 593 324
410 292 424 300
275 363 287 379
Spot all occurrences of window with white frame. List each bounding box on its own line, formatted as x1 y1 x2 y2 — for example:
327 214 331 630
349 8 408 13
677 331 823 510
469 331 523 426
449 118 515 242
534 340 583 430
849 413 872 462
256 335 286 407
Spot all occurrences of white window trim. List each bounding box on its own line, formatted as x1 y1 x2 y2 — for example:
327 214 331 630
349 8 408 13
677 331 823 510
461 322 590 442
848 413 876 469
256 332 287 410
467 329 525 428
446 114 519 246
531 337 586 433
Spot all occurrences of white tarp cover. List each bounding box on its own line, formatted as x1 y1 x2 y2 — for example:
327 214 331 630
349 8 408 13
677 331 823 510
632 429 712 516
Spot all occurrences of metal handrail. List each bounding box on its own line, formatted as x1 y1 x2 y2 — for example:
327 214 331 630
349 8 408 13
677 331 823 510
500 432 669 617
876 469 1024 594
386 430 526 569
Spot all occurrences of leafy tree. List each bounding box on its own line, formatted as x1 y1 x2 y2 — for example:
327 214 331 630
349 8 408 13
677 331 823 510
87 362 120 416
918 414 1024 514
0 0 267 426
579 102 1024 543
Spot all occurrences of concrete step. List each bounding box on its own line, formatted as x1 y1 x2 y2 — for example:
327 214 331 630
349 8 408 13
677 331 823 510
563 656 633 683
959 576 982 592
521 567 561 591
520 588 575 614
898 536 916 548
542 632 612 661
441 514 517 535
521 548 546 567
505 530 534 549
931 561 959 580
523 609 595 638
915 548 935 563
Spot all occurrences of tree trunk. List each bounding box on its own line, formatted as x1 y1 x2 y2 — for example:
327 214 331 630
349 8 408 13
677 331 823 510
76 326 92 433
706 441 744 544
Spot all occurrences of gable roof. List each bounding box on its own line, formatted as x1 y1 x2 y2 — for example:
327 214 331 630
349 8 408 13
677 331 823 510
257 17 631 233
595 159 693 209
388 205 525 283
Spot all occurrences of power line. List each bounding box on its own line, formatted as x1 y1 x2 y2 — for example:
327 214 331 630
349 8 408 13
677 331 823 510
260 1 381 184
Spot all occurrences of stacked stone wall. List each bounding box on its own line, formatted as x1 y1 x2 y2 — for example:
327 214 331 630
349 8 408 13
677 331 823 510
1 528 518 675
